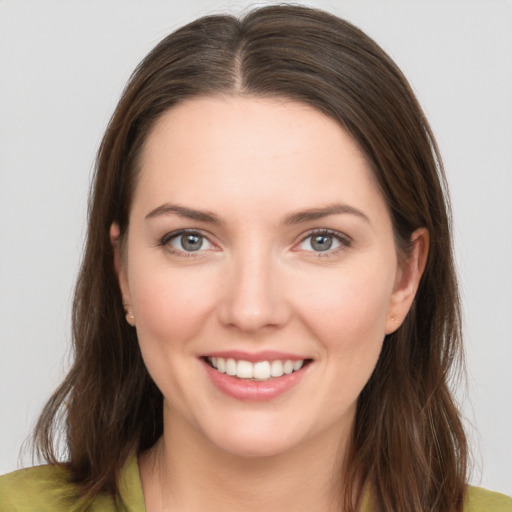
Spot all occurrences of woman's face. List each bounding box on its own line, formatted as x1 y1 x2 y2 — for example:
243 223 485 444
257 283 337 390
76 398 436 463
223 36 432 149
113 96 424 458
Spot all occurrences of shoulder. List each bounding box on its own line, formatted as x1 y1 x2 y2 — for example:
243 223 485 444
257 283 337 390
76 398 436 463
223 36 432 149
465 486 512 512
0 455 144 512
0 464 88 512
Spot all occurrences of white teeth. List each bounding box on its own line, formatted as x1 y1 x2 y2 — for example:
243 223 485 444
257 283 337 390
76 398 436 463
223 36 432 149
226 358 237 376
208 357 306 380
236 360 253 379
270 360 284 377
293 360 303 371
283 360 294 374
253 361 271 379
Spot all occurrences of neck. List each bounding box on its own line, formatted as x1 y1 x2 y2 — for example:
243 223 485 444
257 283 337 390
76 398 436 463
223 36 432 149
140 408 354 512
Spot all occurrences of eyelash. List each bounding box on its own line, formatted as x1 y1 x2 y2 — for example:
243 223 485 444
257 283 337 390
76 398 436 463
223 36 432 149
158 228 352 257
159 229 214 257
297 229 352 256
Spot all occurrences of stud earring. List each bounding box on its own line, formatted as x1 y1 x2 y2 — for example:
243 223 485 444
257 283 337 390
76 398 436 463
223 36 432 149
123 302 135 326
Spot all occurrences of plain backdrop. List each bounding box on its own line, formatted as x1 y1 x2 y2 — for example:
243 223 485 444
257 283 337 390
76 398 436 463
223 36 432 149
1 0 511 496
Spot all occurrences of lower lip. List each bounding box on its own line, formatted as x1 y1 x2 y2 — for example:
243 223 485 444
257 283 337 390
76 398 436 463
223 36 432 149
203 360 309 401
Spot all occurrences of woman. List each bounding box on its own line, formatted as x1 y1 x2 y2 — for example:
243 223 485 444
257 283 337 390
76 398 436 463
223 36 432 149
1 5 510 512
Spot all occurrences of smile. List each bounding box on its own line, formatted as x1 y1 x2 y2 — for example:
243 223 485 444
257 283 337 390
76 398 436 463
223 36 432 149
201 351 312 401
207 357 305 380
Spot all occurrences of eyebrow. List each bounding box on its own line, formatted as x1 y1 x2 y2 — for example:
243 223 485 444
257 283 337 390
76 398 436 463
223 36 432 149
145 201 370 226
283 203 370 225
145 203 221 224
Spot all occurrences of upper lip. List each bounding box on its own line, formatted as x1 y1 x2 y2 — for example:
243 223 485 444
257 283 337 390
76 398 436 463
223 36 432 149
200 350 309 363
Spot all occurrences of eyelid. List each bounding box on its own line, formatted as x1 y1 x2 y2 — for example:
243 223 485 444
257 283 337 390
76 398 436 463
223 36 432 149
295 228 352 253
160 228 218 255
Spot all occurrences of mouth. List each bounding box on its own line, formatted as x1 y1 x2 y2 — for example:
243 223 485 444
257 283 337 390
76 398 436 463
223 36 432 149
203 356 312 381
201 352 312 401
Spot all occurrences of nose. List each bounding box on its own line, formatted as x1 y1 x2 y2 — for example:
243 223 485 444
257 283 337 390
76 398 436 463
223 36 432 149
217 244 290 333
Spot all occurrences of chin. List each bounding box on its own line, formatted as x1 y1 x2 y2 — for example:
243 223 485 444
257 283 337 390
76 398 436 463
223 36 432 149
213 434 299 459
199 415 306 459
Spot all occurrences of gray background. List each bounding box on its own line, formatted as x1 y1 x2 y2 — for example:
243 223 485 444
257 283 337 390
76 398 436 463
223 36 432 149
1 0 511 496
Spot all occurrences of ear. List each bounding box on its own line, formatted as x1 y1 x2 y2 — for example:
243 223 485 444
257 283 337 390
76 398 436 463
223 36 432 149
385 228 429 334
110 223 135 326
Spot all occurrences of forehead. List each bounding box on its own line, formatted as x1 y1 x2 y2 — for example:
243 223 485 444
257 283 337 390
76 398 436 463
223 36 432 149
134 95 387 223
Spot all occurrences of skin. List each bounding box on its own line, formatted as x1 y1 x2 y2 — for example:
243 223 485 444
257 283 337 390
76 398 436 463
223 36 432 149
111 96 429 512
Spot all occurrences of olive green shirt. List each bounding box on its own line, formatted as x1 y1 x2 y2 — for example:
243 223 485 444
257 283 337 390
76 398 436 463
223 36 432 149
1 455 511 511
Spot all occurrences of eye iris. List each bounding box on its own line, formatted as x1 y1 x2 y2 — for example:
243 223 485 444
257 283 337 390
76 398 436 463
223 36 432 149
311 234 333 251
181 234 202 251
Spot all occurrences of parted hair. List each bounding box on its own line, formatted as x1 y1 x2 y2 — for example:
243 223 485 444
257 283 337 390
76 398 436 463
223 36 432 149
33 5 467 511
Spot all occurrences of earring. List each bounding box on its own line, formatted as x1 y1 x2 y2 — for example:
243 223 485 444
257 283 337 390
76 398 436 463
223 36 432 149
390 316 400 326
123 302 135 326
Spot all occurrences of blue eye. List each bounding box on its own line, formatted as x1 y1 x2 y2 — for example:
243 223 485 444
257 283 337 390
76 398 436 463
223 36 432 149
298 231 348 253
164 231 213 253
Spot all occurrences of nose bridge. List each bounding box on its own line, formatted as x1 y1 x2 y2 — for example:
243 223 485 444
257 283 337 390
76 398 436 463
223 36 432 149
219 238 287 332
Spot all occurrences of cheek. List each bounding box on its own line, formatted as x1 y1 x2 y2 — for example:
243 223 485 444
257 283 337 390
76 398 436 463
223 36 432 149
128 259 219 353
127 259 222 410
292 261 395 352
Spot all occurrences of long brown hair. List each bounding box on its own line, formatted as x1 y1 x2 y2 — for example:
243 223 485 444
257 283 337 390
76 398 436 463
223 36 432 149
32 5 467 510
